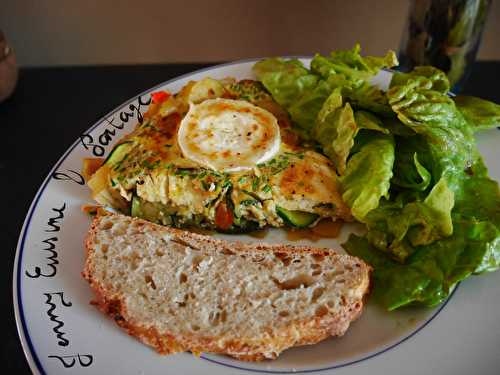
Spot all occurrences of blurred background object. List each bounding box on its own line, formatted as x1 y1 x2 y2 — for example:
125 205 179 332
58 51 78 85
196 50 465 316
0 0 498 67
399 0 492 92
0 29 18 102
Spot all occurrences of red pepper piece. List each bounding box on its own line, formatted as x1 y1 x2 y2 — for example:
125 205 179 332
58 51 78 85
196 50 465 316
215 202 234 230
151 91 171 104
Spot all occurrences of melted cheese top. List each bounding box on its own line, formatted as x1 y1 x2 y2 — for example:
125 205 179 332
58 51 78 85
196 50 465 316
177 98 281 172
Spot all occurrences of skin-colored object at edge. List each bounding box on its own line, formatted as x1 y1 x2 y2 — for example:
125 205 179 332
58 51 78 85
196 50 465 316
0 30 18 103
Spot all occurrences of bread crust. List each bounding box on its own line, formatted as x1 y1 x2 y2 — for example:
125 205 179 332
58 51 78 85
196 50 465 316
83 214 371 361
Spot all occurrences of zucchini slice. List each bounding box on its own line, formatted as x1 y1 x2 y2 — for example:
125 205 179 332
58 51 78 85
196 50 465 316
131 195 143 218
131 195 174 226
104 141 133 166
276 206 319 228
131 195 162 222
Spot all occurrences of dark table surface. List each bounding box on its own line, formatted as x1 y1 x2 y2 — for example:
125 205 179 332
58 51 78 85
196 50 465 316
2 61 499 374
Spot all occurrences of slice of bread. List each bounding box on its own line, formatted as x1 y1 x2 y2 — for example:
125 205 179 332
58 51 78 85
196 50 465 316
83 213 371 361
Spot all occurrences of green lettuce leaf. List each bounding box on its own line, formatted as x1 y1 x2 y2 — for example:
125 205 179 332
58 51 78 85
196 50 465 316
310 45 397 117
354 110 390 134
365 177 454 262
455 172 500 227
392 136 432 191
364 73 475 260
252 58 318 108
393 153 431 191
345 215 500 310
379 117 416 136
387 76 477 192
344 81 394 116
390 66 450 94
288 79 333 131
313 89 357 175
454 95 500 131
314 106 392 176
339 133 395 221
311 44 398 83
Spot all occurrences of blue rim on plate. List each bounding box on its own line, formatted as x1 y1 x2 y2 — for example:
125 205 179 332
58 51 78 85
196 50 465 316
13 58 457 375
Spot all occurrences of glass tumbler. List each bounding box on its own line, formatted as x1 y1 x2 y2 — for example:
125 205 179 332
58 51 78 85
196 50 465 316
398 0 491 92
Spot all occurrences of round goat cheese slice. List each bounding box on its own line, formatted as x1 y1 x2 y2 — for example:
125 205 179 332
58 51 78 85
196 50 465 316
177 98 281 172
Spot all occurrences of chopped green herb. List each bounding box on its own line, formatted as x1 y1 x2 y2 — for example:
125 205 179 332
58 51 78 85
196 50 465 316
262 184 272 193
147 160 160 170
197 171 208 180
284 151 305 159
252 176 260 191
258 154 293 175
141 159 159 170
242 189 262 201
174 168 195 177
238 176 247 184
240 199 259 206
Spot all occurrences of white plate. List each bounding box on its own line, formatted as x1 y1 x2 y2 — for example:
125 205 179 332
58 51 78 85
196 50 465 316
13 59 500 375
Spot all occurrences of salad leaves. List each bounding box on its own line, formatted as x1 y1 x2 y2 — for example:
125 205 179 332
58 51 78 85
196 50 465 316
390 66 450 93
310 44 398 83
354 111 390 134
288 79 334 132
339 133 394 221
344 214 499 310
252 58 318 109
454 95 500 131
314 93 356 174
253 46 500 310
364 177 454 263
